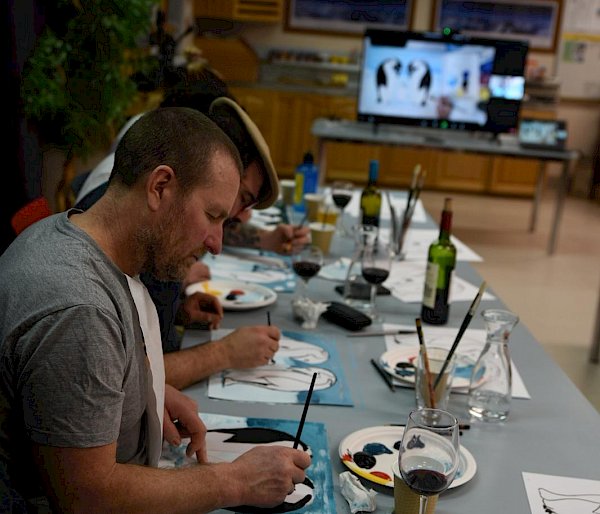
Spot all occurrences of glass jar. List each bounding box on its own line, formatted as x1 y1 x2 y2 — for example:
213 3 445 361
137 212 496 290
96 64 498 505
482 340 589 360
468 309 519 422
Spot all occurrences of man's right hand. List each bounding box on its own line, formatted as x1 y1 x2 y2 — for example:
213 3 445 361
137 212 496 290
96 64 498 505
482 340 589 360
228 446 311 508
220 325 281 368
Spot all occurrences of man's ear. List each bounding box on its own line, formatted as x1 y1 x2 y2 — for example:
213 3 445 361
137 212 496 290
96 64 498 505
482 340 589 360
146 165 176 211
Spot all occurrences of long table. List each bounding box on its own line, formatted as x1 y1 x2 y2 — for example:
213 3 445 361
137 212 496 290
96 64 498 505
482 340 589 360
311 118 580 255
181 202 600 513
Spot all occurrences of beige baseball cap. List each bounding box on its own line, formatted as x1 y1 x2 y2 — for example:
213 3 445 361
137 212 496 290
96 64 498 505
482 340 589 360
209 97 279 210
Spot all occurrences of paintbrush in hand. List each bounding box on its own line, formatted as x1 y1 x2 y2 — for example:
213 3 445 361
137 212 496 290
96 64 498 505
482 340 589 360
293 372 317 449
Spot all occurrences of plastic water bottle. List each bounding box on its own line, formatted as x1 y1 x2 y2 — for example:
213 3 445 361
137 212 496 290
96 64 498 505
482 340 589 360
293 152 319 212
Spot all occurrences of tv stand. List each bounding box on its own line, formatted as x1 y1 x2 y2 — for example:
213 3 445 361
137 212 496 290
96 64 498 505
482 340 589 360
312 117 579 255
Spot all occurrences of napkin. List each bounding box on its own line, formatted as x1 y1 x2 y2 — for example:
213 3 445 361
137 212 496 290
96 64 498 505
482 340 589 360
339 471 377 513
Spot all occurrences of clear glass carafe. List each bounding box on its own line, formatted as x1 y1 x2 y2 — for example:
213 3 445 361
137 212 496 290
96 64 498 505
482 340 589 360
342 225 377 312
468 309 519 422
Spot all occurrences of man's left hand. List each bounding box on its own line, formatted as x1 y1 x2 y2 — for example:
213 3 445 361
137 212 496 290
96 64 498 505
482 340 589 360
163 384 207 463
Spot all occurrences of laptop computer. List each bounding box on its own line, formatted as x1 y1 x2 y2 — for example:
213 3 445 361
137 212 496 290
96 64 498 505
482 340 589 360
518 118 568 150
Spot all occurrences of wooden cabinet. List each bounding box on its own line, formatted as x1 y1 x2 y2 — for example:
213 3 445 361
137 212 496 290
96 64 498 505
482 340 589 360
194 0 283 23
230 85 543 196
490 157 540 195
231 87 357 178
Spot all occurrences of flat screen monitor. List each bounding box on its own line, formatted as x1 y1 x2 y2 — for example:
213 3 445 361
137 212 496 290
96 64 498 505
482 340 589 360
357 29 529 134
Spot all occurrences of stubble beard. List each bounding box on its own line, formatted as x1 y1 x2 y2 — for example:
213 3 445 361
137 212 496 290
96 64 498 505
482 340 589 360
136 203 198 282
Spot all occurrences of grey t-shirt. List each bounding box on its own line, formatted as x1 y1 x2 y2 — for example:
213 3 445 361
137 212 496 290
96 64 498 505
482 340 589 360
0 211 149 504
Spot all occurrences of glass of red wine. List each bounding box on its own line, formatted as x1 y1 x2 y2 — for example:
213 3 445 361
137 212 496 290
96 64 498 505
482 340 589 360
398 409 460 514
292 245 324 300
360 237 392 320
331 181 354 236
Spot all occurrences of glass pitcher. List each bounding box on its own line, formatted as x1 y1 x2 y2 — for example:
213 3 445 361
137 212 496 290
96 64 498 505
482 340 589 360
468 309 519 422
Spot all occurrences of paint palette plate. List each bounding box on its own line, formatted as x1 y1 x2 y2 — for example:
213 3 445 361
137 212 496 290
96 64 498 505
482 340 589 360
185 280 277 311
338 425 476 489
379 346 479 390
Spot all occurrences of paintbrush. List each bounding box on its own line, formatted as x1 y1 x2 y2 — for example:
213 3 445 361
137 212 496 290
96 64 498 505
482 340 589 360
433 281 487 389
415 317 436 409
370 358 395 393
293 372 317 449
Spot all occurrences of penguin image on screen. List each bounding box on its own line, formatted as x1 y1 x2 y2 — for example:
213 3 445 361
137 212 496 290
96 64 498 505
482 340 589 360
376 58 402 103
407 60 432 106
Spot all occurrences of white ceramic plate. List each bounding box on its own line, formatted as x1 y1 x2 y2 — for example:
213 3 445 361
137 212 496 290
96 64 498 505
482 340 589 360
338 425 476 489
185 280 277 311
379 346 479 390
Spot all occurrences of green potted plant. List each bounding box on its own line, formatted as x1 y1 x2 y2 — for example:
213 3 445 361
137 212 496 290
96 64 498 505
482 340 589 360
21 0 159 211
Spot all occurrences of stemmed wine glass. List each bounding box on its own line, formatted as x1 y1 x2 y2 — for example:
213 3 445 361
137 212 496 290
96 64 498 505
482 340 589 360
331 181 354 236
292 245 324 300
398 409 460 514
360 235 392 320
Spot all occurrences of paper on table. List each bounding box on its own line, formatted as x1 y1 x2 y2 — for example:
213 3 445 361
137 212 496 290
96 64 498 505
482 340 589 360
522 472 600 513
378 227 483 262
385 260 496 303
383 324 530 399
202 252 295 293
207 330 354 406
344 191 427 223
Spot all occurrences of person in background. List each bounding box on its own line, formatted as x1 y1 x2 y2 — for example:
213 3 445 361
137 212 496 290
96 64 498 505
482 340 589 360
0 107 310 512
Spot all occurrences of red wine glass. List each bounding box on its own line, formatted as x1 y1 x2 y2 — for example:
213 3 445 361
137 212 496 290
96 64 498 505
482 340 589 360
398 409 460 514
331 181 354 236
292 245 324 300
360 238 392 320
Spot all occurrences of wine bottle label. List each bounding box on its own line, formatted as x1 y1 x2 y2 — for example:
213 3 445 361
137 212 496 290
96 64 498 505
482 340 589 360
423 261 438 309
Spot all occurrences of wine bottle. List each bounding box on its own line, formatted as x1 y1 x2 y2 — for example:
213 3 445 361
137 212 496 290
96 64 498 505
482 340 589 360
360 160 381 227
421 198 457 324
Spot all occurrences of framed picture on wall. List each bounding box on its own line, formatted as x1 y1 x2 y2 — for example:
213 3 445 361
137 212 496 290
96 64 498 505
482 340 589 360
286 0 414 36
432 0 563 52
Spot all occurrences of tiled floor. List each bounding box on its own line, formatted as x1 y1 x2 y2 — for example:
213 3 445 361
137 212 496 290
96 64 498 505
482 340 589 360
420 184 600 413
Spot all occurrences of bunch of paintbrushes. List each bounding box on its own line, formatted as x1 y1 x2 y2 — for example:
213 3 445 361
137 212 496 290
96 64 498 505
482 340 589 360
388 164 426 257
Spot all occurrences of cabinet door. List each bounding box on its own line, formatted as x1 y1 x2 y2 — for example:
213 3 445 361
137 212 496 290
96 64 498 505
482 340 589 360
322 142 384 184
432 151 490 192
490 157 538 196
194 0 283 23
378 147 438 189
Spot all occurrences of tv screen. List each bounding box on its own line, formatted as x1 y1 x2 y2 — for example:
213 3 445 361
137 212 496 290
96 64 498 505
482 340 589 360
357 29 529 134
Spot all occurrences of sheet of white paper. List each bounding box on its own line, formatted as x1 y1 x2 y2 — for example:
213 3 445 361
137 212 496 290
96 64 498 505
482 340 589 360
343 191 427 223
385 260 496 303
378 227 483 262
382 324 530 399
522 471 600 514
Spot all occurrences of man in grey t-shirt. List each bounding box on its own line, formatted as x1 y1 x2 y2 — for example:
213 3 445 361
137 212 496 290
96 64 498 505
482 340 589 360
0 107 310 513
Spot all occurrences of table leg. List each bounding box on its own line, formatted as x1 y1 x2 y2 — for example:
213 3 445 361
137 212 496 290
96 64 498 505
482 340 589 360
547 160 572 255
529 161 546 233
590 286 600 364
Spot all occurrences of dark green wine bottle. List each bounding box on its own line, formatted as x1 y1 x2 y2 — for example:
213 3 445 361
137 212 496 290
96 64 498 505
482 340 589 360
360 160 382 227
421 197 457 324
